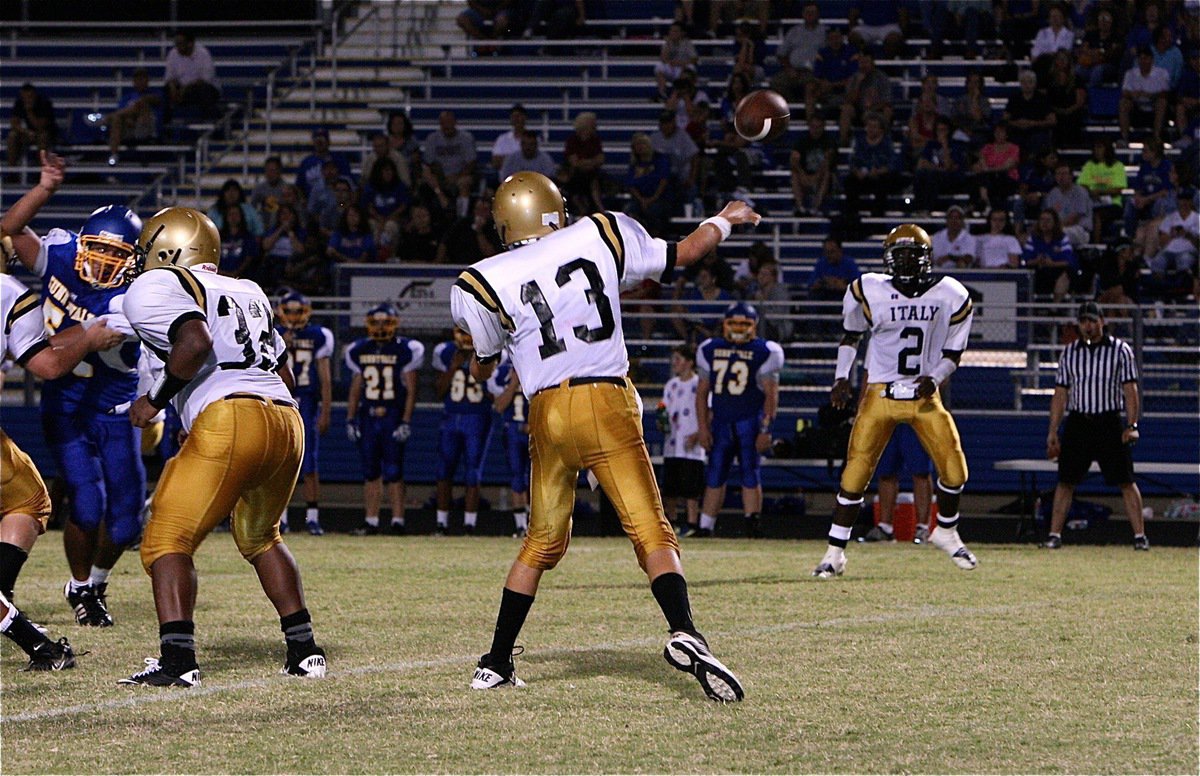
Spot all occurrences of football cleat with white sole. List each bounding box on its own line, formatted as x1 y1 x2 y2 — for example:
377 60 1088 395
913 524 930 544
118 657 201 687
930 528 978 570
663 631 744 703
811 549 847 578
470 653 526 690
282 647 327 678
64 581 114 627
22 637 77 672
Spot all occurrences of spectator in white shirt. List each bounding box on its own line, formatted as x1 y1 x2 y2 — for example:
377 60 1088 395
769 1 826 102
1030 5 1074 81
975 208 1023 268
931 206 978 268
1151 190 1198 277
164 30 220 119
1120 47 1171 143
490 103 527 172
498 131 557 180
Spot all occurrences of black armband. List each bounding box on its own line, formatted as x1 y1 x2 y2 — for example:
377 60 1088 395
476 351 501 366
148 366 192 410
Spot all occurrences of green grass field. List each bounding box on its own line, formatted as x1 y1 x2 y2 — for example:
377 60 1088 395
1 534 1196 774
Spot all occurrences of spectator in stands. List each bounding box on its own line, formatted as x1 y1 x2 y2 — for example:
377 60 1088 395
623 133 672 236
1176 47 1200 140
95 68 161 166
1119 47 1170 144
996 0 1045 58
217 204 260 279
808 235 860 301
975 208 1023 268
1076 8 1124 87
1046 51 1087 147
1149 188 1198 288
1023 208 1077 300
790 115 838 215
1030 4 1074 82
1078 138 1126 240
655 22 698 102
422 111 477 186
273 183 306 233
905 93 940 163
916 73 952 116
1122 139 1173 239
770 1 825 102
362 157 411 239
843 112 901 218
929 0 994 59
437 196 500 265
318 177 356 240
413 161 453 224
685 101 713 203
1044 162 1093 247
914 116 968 213
1013 147 1060 236
673 266 733 344
971 121 1020 212
499 130 557 180
650 110 699 201
838 51 894 145
718 72 752 127
931 205 978 268
456 0 512 53
364 131 410 189
1126 3 1167 61
1151 23 1184 89
450 172 478 222
806 27 856 121
6 83 59 168
207 178 265 238
387 112 420 169
847 0 904 59
527 0 586 39
327 204 376 263
749 259 793 342
251 156 286 229
297 128 353 199
164 30 220 120
731 22 766 80
706 0 768 37
951 71 992 146
305 160 343 224
261 203 306 293
732 240 777 296
1004 70 1056 154
666 72 711 130
559 111 605 215
490 104 527 173
394 204 440 263
1096 240 1140 308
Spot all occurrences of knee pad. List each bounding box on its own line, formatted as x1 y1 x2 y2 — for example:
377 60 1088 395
517 537 568 571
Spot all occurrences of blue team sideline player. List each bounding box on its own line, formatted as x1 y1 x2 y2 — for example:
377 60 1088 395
432 327 494 535
344 303 423 534
695 303 784 538
276 292 333 535
486 360 530 538
862 423 935 544
1 151 144 626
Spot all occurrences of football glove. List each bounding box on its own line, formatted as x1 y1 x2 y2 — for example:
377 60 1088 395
346 420 361 442
392 422 411 443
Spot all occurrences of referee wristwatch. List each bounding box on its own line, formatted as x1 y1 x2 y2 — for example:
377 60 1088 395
1126 422 1139 431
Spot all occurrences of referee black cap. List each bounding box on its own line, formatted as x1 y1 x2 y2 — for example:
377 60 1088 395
1077 301 1103 321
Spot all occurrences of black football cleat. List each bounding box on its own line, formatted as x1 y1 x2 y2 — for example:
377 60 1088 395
118 658 201 687
22 637 77 672
470 653 525 689
282 646 327 678
64 581 113 627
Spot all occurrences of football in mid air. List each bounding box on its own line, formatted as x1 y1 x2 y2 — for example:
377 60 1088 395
734 89 790 143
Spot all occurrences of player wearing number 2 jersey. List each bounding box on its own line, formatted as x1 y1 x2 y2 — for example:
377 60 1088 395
813 224 978 580
119 207 325 687
452 171 760 702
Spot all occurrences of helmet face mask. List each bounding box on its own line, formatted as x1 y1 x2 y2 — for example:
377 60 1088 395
278 293 312 330
133 207 220 278
76 206 142 288
882 224 933 284
721 302 759 343
493 172 567 248
365 304 399 342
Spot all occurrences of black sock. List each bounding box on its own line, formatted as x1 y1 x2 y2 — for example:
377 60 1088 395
2 611 52 657
651 572 695 634
489 587 534 666
159 620 197 671
281 608 317 654
0 542 29 601
306 501 318 510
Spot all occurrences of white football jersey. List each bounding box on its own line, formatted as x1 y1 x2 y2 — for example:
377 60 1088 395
123 265 292 430
843 272 973 385
0 274 50 366
450 211 675 398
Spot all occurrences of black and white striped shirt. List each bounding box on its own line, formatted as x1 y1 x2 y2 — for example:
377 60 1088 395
1056 334 1138 414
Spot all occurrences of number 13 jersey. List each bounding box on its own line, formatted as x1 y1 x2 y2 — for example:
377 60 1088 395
450 211 676 398
123 265 293 429
843 272 974 385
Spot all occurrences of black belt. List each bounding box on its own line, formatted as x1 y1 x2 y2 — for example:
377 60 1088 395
224 392 296 408
535 375 626 397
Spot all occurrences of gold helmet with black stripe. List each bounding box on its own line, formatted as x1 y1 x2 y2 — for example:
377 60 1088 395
493 172 566 249
882 223 933 284
134 207 220 276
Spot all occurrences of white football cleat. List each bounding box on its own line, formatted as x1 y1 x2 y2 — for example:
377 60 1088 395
811 548 847 579
930 528 978 570
470 654 526 690
664 631 744 703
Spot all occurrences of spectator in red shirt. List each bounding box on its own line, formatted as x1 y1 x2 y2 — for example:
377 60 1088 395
558 111 605 215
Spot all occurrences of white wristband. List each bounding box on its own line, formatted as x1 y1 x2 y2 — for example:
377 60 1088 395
80 317 101 331
928 357 957 384
834 344 857 381
701 216 732 241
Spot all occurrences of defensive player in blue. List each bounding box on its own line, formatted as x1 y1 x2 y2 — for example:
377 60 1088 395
344 304 424 534
694 303 785 539
1 152 145 627
432 327 494 535
276 291 333 536
486 360 531 538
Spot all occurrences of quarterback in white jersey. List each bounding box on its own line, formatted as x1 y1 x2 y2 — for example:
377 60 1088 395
813 224 978 580
454 172 757 702
118 207 326 687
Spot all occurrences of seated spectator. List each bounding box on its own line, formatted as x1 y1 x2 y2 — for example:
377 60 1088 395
490 103 527 172
1075 8 1124 87
363 131 410 189
1013 148 1060 236
394 204 440 263
843 112 901 218
273 183 306 234
790 115 838 214
437 197 500 265
665 72 711 130
770 1 825 102
1044 162 1093 247
164 30 220 119
1125 2 1167 57
914 116 968 213
1149 189 1198 285
327 205 376 263
731 22 766 80
906 94 940 162
412 161 453 224
95 68 161 166
971 122 1020 212
1004 70 1055 155
1046 51 1087 147
387 112 420 169
456 0 511 53
951 71 992 146
838 51 894 145
655 22 698 101
806 27 856 121
558 111 605 215
931 206 977 269
527 0 586 39
260 203 306 293
708 0 768 37
1152 23 1184 90
1176 47 1200 144
930 0 994 59
1078 139 1126 240
1030 4 1074 82
809 236 860 301
718 71 752 128
450 172 478 222
305 160 343 224
997 0 1044 58
915 73 952 116
318 177 356 239
732 240 778 296
685 101 713 203
296 128 352 199
499 130 557 180
207 178 265 237
6 83 58 167
217 204 260 279
673 266 733 344
650 110 699 200
1123 140 1174 239
250 156 286 229
749 259 793 342
362 157 411 237
623 133 672 236
847 0 904 58
421 111 477 186
1119 47 1170 144
1096 240 1141 308
1022 208 1077 300
975 208 1023 269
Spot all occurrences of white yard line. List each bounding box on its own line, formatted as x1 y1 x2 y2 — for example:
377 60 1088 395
2 602 1037 724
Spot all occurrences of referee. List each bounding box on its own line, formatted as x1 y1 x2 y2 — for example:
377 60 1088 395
1045 301 1148 550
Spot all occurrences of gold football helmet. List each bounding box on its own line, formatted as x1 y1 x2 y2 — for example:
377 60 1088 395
493 172 566 248
453 326 475 352
365 303 399 342
882 223 933 283
134 207 220 276
0 229 12 273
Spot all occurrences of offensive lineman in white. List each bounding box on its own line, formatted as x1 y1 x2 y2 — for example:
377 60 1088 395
814 224 979 578
454 172 759 702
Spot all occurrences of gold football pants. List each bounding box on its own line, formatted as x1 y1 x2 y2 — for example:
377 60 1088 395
140 397 302 573
840 384 968 495
520 378 678 571
0 428 52 530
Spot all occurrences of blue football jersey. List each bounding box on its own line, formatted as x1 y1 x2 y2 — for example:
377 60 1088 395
432 341 493 415
486 361 529 425
279 323 335 399
696 336 785 422
343 336 424 413
37 229 139 414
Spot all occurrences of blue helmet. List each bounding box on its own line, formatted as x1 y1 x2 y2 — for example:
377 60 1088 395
76 205 142 288
722 302 759 343
277 290 312 329
365 302 399 342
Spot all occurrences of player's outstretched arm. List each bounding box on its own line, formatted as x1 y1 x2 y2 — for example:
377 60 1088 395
0 150 65 271
676 200 761 269
26 319 124 380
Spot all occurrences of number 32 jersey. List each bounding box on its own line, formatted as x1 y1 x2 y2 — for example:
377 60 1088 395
843 272 974 385
123 265 292 430
450 211 675 398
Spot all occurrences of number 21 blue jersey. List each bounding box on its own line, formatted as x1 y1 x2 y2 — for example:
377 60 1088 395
343 336 425 414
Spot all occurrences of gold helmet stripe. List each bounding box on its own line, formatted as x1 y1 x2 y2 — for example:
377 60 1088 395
5 290 39 335
586 212 625 278
849 278 873 324
949 297 973 325
155 264 207 309
455 268 514 331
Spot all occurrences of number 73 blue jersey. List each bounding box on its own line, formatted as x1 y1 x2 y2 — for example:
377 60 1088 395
696 336 784 422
